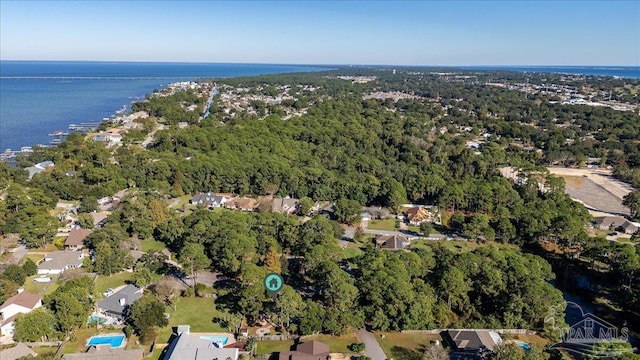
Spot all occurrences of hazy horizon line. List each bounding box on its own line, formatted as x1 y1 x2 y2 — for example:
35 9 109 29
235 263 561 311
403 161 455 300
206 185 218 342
1 59 639 68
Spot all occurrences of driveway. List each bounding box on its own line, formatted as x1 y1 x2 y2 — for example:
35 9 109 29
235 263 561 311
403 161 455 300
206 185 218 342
357 328 387 360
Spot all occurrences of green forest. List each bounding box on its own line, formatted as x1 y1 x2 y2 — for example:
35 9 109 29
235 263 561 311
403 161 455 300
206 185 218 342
1 68 639 354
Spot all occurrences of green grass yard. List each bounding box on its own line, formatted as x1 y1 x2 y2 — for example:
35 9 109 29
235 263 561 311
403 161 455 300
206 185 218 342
304 333 360 353
139 238 167 253
255 340 296 354
94 272 134 295
375 332 442 360
367 218 400 231
156 297 230 344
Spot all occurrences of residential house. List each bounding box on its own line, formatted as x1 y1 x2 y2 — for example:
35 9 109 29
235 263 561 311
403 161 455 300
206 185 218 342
278 341 331 360
226 197 259 211
93 132 123 147
446 330 502 355
375 234 410 250
0 343 36 360
593 216 626 230
164 326 239 360
620 221 639 235
25 160 54 180
405 207 431 225
90 212 108 227
64 228 91 250
272 197 299 214
0 290 42 338
362 206 390 220
190 192 234 208
37 251 84 275
62 346 143 360
97 284 144 322
360 210 372 222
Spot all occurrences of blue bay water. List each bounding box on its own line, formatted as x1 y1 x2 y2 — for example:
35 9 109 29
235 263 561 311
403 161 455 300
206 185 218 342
0 61 328 151
460 65 640 79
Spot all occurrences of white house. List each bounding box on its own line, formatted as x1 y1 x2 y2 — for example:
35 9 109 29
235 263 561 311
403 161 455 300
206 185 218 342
37 251 84 275
0 290 42 338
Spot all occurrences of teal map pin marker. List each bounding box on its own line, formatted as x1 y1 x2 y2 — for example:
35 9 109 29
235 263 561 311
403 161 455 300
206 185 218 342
264 273 284 299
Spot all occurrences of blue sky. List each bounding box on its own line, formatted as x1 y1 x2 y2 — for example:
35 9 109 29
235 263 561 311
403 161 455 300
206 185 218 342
1 1 638 65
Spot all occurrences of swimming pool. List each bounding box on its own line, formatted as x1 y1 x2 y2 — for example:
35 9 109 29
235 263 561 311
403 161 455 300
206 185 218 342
87 315 107 324
199 336 229 346
87 334 125 348
518 341 532 351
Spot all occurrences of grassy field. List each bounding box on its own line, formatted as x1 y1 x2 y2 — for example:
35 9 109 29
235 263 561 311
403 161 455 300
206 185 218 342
62 328 107 354
23 275 59 295
304 333 360 353
28 244 59 253
367 218 400 231
94 271 134 294
139 238 166 253
255 340 296 354
342 242 364 259
411 240 491 253
375 332 442 360
32 346 59 357
24 253 45 264
156 297 230 344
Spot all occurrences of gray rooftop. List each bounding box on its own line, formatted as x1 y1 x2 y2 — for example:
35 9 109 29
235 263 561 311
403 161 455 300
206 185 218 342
0 343 36 360
38 251 83 271
164 333 239 360
97 284 143 318
62 346 143 360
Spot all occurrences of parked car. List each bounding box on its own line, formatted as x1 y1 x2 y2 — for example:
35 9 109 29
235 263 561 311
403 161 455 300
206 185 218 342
102 288 114 297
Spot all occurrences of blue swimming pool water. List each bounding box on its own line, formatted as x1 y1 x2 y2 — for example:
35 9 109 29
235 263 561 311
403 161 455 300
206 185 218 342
518 341 532 351
87 334 125 348
87 315 107 324
199 336 229 345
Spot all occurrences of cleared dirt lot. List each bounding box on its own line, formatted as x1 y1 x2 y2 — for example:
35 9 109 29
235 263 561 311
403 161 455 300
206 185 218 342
500 167 634 216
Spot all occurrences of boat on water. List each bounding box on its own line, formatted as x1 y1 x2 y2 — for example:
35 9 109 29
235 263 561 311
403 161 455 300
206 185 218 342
48 130 69 136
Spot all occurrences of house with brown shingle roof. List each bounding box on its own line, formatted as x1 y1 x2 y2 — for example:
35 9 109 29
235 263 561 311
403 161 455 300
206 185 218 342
64 228 91 250
375 234 410 250
278 341 330 360
225 197 259 211
405 207 431 225
0 290 42 338
593 216 626 230
446 330 502 354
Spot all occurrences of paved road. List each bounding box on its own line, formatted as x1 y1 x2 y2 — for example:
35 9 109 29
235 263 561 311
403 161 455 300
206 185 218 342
357 328 387 360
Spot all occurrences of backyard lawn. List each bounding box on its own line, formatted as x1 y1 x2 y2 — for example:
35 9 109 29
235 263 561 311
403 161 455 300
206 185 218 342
94 271 134 294
255 340 296 354
156 297 230 344
375 332 442 360
367 218 399 231
22 274 59 296
304 333 359 353
139 238 167 253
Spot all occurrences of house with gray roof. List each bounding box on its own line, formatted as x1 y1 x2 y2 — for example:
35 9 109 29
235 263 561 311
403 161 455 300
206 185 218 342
190 192 234 208
446 330 502 355
164 329 239 360
272 197 299 214
97 285 143 321
26 161 54 179
37 251 84 275
593 216 626 230
0 343 36 360
62 346 143 360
